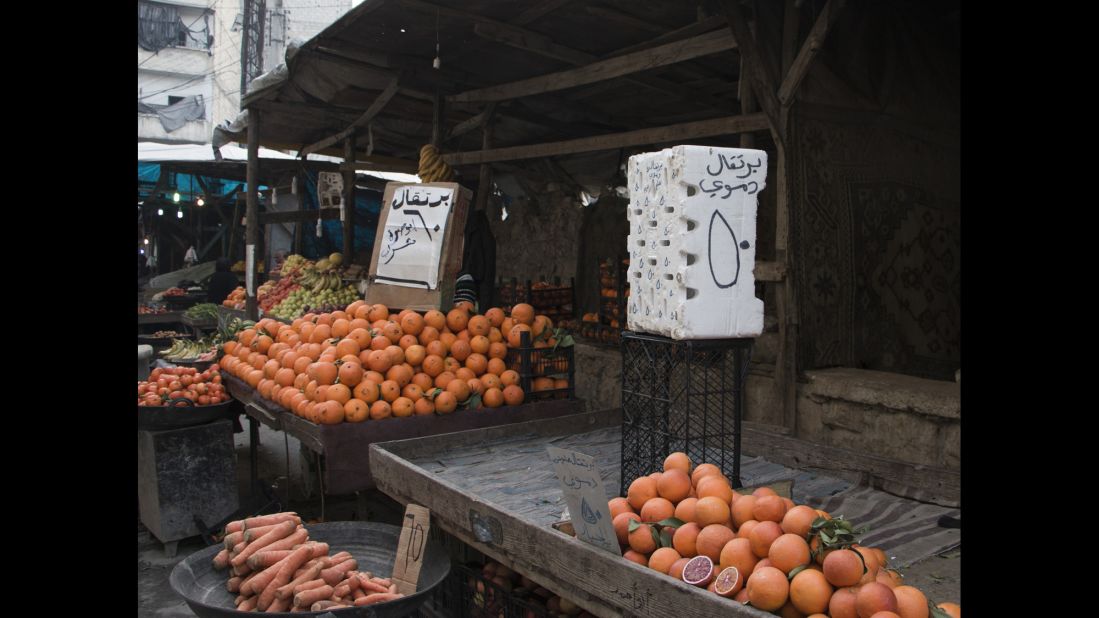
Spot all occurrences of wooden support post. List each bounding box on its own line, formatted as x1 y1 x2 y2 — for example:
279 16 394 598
245 110 261 321
474 104 497 212
721 0 785 146
342 137 356 260
773 137 798 433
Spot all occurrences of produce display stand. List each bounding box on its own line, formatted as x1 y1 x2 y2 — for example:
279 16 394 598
368 409 765 618
223 373 586 496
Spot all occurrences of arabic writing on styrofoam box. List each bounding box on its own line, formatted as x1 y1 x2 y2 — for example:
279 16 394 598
547 446 620 555
375 186 455 290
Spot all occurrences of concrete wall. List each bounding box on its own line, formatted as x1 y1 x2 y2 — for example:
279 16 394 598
485 186 584 283
138 114 211 144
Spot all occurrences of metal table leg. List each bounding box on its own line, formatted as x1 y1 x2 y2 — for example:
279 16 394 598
249 416 260 497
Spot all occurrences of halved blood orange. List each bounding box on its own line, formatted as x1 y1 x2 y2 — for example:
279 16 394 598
681 555 715 587
712 566 743 597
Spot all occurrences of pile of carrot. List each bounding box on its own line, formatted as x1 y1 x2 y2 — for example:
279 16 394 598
211 512 406 612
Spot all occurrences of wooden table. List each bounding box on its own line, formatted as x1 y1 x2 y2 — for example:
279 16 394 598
224 374 586 495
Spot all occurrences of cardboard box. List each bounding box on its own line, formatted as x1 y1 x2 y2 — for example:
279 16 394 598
366 182 472 311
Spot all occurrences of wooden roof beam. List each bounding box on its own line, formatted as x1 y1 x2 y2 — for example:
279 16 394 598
440 113 769 166
448 29 737 104
777 0 847 106
299 76 402 157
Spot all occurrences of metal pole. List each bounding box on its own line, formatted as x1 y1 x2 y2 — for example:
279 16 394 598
342 136 356 260
245 110 261 321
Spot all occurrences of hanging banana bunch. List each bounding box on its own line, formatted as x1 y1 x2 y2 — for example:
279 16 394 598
419 144 456 183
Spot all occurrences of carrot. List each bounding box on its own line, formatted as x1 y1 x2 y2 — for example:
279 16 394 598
321 559 357 586
235 594 247 606
357 578 389 594
212 548 231 570
292 579 327 595
293 584 334 608
332 582 351 599
242 512 300 530
371 576 392 587
230 520 297 567
225 520 244 534
353 592 402 606
238 596 258 611
240 570 260 591
309 600 341 611
279 563 326 600
245 558 293 596
243 523 286 543
226 576 243 593
351 588 367 601
266 596 291 613
253 526 309 557
232 562 252 578
247 549 293 570
257 544 313 610
344 574 360 591
231 541 246 556
328 551 352 563
223 531 244 549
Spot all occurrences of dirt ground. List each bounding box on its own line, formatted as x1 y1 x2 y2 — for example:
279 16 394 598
894 547 961 606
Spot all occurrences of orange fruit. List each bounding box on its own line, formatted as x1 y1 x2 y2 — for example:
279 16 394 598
674 497 698 523
488 341 508 359
422 355 445 377
384 345 405 366
402 383 424 401
446 309 469 332
511 303 534 325
502 384 524 406
746 566 789 612
695 524 736 562
613 511 640 545
418 325 440 346
434 391 458 414
718 538 758 582
413 397 435 415
608 497 632 519
379 380 401 403
748 521 784 558
829 587 859 618
891 586 928 618
470 335 490 355
315 400 344 424
450 339 472 362
657 469 691 503
694 496 731 527
672 522 701 557
648 547 681 574
640 497 675 523
387 364 413 388
696 476 733 503
876 568 902 589
668 557 691 580
499 370 520 387
507 324 532 348
353 380 379 403
532 377 554 392
412 372 434 392
854 545 882 575
664 452 692 474
486 357 507 376
769 533 811 574
465 353 488 375
531 314 552 338
484 307 505 327
789 568 833 615
736 518 758 538
423 310 445 331
467 378 484 396
712 565 744 598
365 349 392 374
446 378 472 403
434 371 456 389
731 495 758 527
781 505 820 538
367 304 389 323
391 396 414 417
622 549 649 566
823 550 866 588
691 463 722 487
467 315 490 337
482 387 504 407
856 582 898 618
627 522 656 554
870 613 901 618
400 312 425 336
753 495 789 523
325 383 352 405
343 398 369 422
627 476 659 511
398 334 419 350
426 339 448 358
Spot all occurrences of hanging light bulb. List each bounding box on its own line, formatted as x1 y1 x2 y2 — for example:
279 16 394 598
172 191 181 203
144 238 150 245
176 208 183 219
157 208 164 216
196 197 205 207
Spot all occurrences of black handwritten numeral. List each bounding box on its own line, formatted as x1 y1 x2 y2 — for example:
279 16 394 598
707 210 741 289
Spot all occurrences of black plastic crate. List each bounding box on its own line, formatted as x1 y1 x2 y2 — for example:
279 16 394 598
620 331 753 491
505 331 575 402
426 562 552 618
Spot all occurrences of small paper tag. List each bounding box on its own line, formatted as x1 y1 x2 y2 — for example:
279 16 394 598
245 244 255 295
547 447 619 555
392 503 430 595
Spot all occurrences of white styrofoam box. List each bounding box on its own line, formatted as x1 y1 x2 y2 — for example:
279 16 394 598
626 145 767 339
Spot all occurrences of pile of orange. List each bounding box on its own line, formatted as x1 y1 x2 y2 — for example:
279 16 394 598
218 301 570 425
610 453 961 617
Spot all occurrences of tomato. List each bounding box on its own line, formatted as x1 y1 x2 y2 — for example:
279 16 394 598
210 363 220 372
209 395 222 404
168 390 184 399
145 394 162 406
181 391 196 401
198 395 211 405
201 371 211 381
194 383 207 395
157 378 169 389
180 375 193 387
212 375 222 384
158 387 170 397
168 380 182 391
150 368 163 380
138 399 145 406
173 399 189 407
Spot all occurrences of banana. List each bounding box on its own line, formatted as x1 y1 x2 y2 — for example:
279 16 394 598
420 144 438 159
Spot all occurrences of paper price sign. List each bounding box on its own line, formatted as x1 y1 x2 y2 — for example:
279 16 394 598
375 186 455 290
547 446 619 555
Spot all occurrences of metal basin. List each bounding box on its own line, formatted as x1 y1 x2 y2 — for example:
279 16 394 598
138 399 237 431
169 521 451 617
